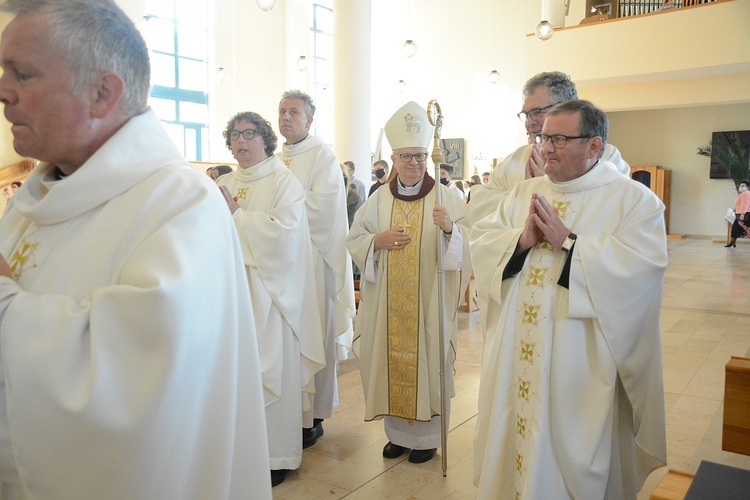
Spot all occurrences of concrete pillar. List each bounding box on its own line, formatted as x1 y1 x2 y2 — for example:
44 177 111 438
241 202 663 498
333 0 372 193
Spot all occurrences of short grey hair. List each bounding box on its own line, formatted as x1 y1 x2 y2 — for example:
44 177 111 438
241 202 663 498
279 90 316 117
523 71 578 105
547 100 609 157
1 0 150 117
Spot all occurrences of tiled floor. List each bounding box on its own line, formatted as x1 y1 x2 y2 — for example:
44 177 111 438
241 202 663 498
273 237 750 499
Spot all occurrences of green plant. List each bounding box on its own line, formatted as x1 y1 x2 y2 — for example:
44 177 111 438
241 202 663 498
697 134 750 191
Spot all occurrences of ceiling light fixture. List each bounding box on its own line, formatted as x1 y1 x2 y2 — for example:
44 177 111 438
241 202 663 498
255 0 276 12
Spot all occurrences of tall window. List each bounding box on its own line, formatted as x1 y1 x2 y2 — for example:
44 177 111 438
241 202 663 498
311 2 333 142
143 0 209 161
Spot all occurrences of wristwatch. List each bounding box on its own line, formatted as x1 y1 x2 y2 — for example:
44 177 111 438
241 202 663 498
561 232 577 253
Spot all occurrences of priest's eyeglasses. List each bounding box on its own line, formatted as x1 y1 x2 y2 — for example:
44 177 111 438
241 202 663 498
223 129 258 141
516 103 557 121
534 134 592 149
398 153 428 162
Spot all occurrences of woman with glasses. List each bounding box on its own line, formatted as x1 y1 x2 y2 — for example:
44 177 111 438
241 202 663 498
217 112 326 487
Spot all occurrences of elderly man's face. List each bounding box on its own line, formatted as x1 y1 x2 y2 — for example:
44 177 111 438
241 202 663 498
520 85 554 143
392 148 427 187
0 12 92 171
278 98 313 144
540 111 601 183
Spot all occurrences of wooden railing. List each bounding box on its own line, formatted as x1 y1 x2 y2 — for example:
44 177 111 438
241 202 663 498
618 0 715 18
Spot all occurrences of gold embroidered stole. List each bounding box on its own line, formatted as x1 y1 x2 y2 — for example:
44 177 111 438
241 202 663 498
386 197 425 419
512 193 577 498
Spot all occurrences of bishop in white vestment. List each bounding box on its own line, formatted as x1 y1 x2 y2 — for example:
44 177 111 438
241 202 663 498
347 102 471 463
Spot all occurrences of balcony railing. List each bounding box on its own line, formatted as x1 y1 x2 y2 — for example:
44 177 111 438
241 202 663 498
618 0 715 18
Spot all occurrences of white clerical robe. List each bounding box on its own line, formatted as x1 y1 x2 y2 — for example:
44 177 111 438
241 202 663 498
279 135 356 422
347 177 471 449
470 161 667 499
217 156 325 470
470 143 630 224
0 109 271 499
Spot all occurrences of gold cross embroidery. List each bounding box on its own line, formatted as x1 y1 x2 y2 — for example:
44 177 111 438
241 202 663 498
281 158 292 167
9 238 40 281
400 222 412 233
522 303 540 325
516 414 528 438
236 187 249 200
520 341 536 363
539 238 554 252
518 378 531 401
526 266 548 287
516 452 524 473
552 200 573 219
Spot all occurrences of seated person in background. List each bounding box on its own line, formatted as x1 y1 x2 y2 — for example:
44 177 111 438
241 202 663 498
726 180 750 247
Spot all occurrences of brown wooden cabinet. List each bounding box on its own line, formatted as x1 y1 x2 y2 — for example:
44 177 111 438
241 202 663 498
631 165 671 234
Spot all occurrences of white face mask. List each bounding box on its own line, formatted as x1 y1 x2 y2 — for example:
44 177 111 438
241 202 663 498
740 185 749 193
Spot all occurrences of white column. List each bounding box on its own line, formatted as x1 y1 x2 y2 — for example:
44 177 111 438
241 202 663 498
333 0 372 191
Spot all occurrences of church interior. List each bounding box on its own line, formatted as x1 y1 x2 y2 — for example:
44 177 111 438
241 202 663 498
1 0 749 498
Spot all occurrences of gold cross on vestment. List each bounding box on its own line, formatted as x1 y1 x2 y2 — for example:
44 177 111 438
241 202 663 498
400 222 411 233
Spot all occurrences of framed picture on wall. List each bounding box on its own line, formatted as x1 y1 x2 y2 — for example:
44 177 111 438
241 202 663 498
439 138 465 179
709 130 750 180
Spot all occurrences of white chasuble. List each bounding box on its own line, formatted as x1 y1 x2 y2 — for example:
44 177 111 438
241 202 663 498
347 178 472 446
279 135 355 422
0 109 271 499
217 156 325 470
471 161 667 500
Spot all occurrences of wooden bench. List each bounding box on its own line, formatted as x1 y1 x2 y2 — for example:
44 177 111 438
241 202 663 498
650 469 695 500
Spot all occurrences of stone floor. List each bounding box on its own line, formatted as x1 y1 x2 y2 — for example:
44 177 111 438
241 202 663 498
272 237 750 499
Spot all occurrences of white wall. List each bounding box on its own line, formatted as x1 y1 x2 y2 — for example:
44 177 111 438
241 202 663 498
608 103 750 237
207 1 289 163
368 0 535 176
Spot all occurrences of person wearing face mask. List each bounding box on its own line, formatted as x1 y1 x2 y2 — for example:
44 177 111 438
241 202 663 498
469 72 631 225
369 159 390 196
439 163 464 201
726 180 750 247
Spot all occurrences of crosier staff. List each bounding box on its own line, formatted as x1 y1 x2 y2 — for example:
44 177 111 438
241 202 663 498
427 99 448 477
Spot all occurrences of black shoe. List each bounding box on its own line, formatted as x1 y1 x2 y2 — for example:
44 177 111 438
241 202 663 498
271 469 290 487
382 441 406 459
408 448 436 463
302 421 324 449
725 243 736 247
